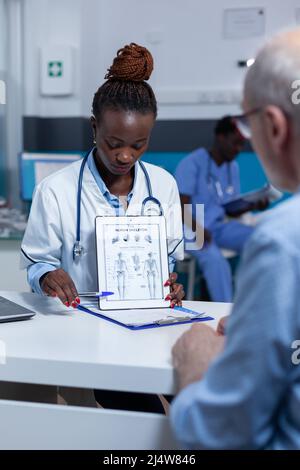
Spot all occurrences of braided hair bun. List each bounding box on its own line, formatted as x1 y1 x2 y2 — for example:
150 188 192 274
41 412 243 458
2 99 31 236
105 43 153 82
92 43 157 120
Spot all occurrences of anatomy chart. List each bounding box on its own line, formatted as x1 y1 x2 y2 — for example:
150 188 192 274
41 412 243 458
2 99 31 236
101 223 163 301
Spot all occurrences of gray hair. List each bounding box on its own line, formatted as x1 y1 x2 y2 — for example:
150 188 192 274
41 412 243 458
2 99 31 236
245 29 300 127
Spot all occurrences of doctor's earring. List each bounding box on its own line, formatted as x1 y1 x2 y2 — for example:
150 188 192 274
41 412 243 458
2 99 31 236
93 137 96 145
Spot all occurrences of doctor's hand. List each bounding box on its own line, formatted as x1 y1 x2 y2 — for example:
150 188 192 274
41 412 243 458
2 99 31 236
40 269 80 308
164 272 185 308
172 323 225 392
217 315 228 336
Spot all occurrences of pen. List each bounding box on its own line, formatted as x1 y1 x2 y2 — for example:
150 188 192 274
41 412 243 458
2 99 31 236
77 291 114 297
157 312 205 325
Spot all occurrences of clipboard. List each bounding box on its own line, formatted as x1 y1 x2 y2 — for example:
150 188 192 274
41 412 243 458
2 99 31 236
77 303 214 330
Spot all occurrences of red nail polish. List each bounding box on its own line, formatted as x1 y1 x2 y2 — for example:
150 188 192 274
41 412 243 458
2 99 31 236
171 303 175 309
71 302 77 308
164 280 171 287
165 295 171 301
64 302 70 307
75 297 80 304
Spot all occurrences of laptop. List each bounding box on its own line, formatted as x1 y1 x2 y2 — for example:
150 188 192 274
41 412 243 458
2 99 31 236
0 296 36 323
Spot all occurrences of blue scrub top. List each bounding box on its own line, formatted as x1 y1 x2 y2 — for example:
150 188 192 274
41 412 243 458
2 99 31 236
175 148 240 229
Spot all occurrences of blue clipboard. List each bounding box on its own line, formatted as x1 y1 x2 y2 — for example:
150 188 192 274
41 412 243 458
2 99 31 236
77 304 214 330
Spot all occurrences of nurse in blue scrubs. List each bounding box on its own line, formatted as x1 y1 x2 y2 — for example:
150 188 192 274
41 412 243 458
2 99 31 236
175 116 267 302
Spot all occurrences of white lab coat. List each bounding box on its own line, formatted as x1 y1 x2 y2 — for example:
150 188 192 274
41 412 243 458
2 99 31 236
21 159 184 291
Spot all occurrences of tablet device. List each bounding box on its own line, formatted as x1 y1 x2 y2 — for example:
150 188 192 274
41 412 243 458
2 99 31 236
222 183 282 216
95 216 170 310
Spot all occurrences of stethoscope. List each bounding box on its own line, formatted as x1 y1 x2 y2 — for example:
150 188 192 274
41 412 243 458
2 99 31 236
73 150 164 260
206 156 235 200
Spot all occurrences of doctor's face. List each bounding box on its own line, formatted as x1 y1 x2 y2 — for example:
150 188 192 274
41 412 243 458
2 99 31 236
92 109 155 176
217 131 245 162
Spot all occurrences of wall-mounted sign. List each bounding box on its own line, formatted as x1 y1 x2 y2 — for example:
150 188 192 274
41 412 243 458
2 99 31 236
223 7 265 39
40 46 74 96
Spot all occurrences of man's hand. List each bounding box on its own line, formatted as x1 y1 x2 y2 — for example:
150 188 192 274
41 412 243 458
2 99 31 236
226 197 270 218
40 269 80 308
252 197 270 211
172 323 225 392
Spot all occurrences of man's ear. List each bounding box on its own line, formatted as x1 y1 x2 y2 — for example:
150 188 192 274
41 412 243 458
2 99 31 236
263 105 289 156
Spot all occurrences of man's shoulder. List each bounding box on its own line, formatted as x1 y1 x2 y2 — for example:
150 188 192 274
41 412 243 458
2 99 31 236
175 148 208 174
181 148 208 163
251 194 300 254
230 159 240 171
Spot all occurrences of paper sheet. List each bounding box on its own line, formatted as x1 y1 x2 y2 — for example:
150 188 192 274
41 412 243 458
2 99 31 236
223 8 265 39
102 223 163 301
80 302 207 326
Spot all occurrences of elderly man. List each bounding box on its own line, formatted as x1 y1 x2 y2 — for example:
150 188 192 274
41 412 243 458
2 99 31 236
171 29 300 449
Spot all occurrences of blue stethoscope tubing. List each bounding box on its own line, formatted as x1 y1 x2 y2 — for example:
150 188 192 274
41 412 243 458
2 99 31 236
73 150 164 260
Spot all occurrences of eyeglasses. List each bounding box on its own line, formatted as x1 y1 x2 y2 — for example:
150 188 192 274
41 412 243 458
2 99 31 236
232 107 262 140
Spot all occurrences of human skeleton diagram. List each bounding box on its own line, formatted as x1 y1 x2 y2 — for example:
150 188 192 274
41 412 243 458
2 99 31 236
113 252 129 299
132 253 141 272
143 252 159 298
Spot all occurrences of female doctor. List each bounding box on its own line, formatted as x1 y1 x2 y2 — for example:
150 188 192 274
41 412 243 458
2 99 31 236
21 43 184 308
21 43 184 412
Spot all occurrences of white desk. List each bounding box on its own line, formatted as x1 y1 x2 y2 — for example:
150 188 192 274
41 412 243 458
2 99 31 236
0 291 232 450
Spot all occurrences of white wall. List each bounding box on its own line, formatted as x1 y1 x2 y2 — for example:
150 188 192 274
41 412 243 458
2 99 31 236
0 0 7 71
0 0 7 200
23 0 300 119
23 0 82 117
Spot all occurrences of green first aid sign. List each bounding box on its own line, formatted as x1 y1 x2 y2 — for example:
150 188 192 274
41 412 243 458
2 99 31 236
48 61 63 77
